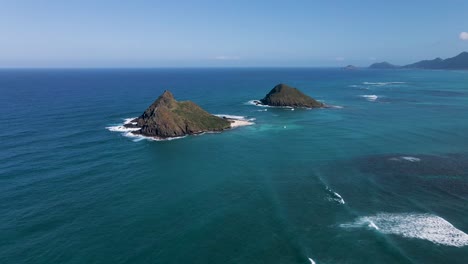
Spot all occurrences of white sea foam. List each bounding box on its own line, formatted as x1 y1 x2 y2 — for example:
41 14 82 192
245 100 293 109
107 114 254 142
246 100 272 108
308 257 316 264
106 125 140 132
349 84 370 90
105 117 140 133
230 119 255 128
332 191 345 205
327 105 344 109
340 213 468 247
401 156 421 162
247 99 332 110
123 117 137 125
109 126 187 142
214 114 254 121
389 156 421 162
363 82 406 86
214 114 255 128
360 95 379 101
326 186 345 205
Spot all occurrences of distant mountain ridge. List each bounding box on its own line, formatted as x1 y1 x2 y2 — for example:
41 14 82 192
369 52 468 70
369 62 399 69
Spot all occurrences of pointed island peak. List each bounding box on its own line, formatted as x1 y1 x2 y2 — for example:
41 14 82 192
153 90 176 106
269 83 295 93
129 90 232 138
161 90 174 99
256 83 324 108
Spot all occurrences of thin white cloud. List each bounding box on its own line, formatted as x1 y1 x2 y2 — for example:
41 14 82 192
369 57 377 61
335 57 345 61
459 32 468 40
214 56 240 60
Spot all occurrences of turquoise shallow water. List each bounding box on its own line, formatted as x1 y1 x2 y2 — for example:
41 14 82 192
0 68 467 263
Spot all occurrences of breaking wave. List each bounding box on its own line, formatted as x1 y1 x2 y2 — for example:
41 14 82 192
389 156 421 162
340 213 468 247
105 117 187 142
360 95 379 102
245 100 293 109
214 114 255 128
362 82 407 86
107 114 254 141
325 186 345 205
214 114 255 121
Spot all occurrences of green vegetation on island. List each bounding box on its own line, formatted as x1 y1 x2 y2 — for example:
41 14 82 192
258 83 324 108
130 90 231 138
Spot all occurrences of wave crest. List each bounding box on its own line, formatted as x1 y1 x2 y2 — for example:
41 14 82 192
340 213 468 247
360 95 379 102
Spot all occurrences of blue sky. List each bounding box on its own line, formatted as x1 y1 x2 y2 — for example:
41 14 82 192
1 0 467 67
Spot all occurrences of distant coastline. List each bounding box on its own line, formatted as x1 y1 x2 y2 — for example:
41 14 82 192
368 51 468 70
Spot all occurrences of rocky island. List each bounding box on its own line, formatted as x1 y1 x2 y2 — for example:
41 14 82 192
369 61 399 69
343 65 358 70
124 90 247 139
252 83 324 108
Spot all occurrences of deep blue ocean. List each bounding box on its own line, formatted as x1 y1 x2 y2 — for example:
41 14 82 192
1 68 467 264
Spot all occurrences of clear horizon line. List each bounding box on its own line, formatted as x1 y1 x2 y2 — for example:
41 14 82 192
0 65 370 70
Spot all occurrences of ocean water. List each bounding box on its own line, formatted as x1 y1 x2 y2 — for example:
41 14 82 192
1 68 467 264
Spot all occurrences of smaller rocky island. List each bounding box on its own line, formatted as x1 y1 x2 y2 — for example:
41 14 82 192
252 83 324 108
123 90 249 139
369 61 399 69
343 65 358 70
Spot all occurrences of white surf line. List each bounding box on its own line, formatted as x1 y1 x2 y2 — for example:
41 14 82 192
107 114 254 141
214 114 255 128
400 156 421 162
363 82 406 86
340 213 468 247
360 95 378 102
245 100 294 109
388 156 422 162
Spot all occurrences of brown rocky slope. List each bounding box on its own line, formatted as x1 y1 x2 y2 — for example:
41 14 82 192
128 90 231 138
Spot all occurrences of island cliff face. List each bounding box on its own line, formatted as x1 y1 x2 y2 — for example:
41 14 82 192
259 84 324 108
132 90 231 138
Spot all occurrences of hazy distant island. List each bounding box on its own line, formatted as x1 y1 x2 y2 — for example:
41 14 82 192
369 51 468 70
369 61 399 69
124 90 251 139
343 65 358 70
252 83 324 108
